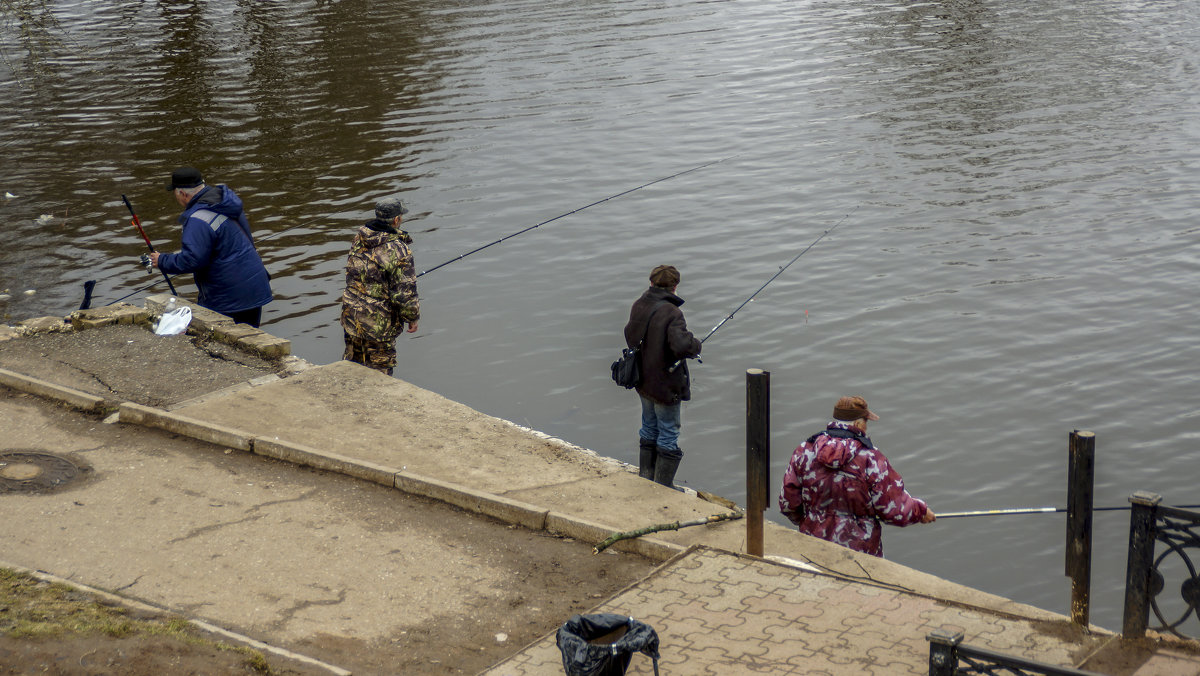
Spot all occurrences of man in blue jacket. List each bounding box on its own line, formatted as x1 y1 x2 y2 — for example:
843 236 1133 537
150 167 273 327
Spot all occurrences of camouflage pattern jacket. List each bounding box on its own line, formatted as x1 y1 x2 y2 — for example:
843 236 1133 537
778 420 928 557
339 220 420 343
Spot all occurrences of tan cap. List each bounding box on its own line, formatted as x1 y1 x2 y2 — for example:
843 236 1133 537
833 396 879 422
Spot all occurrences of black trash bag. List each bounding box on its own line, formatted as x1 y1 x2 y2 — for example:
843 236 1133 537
556 613 660 676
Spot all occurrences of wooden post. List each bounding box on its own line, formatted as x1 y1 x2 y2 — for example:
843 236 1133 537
746 369 770 557
1065 430 1095 627
1122 491 1162 639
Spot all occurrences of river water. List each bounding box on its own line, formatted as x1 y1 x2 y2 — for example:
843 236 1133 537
2 0 1197 633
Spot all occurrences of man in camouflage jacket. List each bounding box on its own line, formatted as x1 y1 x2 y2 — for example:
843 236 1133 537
779 396 935 557
339 197 420 375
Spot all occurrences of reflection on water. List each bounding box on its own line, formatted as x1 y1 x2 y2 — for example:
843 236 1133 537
3 0 1199 632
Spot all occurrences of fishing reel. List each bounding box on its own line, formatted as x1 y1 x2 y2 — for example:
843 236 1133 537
139 253 153 273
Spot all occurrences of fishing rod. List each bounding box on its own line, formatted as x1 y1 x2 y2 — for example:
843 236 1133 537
416 156 736 278
668 204 859 372
102 158 734 305
937 504 1200 519
122 194 178 297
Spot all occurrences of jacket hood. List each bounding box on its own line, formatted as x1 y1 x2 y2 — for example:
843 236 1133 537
355 220 412 249
813 421 869 470
182 184 244 221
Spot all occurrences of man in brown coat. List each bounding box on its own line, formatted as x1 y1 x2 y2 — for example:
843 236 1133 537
624 265 702 487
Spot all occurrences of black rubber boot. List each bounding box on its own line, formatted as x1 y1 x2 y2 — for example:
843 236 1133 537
653 447 683 489
638 437 658 480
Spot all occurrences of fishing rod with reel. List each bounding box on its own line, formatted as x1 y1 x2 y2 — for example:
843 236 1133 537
936 503 1200 519
668 205 860 373
99 156 735 307
123 194 178 297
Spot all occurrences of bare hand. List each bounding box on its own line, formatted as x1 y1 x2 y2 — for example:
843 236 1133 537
921 509 936 524
406 320 419 333
149 252 161 268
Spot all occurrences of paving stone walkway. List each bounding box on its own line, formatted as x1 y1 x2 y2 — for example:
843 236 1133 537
486 547 1200 675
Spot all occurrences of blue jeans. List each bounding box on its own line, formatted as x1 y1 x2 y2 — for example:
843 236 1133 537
639 395 682 451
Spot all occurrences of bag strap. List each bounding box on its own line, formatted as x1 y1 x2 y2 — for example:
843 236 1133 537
807 426 875 450
635 302 669 348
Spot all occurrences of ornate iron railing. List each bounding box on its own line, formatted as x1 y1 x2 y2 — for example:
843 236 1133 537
927 629 1104 676
1122 491 1200 640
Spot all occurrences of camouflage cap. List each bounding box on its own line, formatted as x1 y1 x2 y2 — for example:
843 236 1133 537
374 196 409 220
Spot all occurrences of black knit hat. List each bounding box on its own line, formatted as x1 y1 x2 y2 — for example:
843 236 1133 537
165 167 204 191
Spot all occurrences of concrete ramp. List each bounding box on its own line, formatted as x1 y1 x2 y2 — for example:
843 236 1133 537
171 360 625 494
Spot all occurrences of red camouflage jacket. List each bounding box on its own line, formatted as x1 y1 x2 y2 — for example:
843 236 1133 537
778 420 928 557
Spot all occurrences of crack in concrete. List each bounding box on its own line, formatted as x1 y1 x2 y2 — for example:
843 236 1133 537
167 513 269 544
244 490 317 514
115 574 144 592
166 490 317 544
268 584 348 632
498 475 599 496
50 358 118 393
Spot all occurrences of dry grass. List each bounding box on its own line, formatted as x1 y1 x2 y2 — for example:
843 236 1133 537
0 567 273 673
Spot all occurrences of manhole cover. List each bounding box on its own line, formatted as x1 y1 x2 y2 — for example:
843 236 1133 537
0 451 83 493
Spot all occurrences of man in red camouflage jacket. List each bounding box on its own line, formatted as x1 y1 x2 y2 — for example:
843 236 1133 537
779 396 935 557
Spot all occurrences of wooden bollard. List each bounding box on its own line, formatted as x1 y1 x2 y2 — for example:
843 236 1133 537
1122 491 1162 639
1065 429 1095 627
746 369 770 557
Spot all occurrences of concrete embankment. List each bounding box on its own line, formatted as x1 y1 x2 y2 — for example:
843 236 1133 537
2 296 1196 674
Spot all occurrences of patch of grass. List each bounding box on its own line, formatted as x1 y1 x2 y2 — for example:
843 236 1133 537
0 567 273 673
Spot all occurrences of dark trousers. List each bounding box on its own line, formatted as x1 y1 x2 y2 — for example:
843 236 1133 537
225 307 263 328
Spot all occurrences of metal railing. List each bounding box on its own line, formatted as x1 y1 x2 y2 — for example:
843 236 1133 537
927 629 1105 676
1122 491 1200 641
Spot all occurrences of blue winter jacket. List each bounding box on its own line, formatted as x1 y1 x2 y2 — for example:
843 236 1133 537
158 185 273 315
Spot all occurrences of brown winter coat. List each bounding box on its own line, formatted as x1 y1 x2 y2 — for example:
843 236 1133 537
624 286 702 405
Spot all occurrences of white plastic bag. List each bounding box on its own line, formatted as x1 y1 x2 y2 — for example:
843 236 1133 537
154 306 192 336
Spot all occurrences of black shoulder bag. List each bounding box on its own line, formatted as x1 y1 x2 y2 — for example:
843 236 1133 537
611 303 666 389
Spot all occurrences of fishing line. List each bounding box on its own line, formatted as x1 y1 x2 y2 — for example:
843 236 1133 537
937 504 1200 519
100 156 734 306
416 156 736 278
668 204 859 372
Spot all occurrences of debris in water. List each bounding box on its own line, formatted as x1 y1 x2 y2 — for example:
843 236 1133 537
494 633 507 643
0 294 10 302
23 289 35 296
3 192 16 200
35 214 55 225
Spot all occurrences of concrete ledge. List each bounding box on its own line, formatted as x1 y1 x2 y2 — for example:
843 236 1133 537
237 332 291 358
253 438 398 487
545 512 683 561
114 392 669 561
618 535 686 561
395 472 549 531
117 403 253 452
212 323 263 343
67 304 149 330
146 293 236 335
0 367 106 412
15 316 70 333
